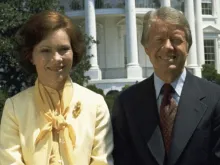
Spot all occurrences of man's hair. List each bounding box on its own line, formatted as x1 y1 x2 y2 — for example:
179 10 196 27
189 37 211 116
15 10 85 74
141 7 192 51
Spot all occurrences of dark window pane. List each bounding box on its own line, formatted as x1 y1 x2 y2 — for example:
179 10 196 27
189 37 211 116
204 39 215 66
202 2 212 15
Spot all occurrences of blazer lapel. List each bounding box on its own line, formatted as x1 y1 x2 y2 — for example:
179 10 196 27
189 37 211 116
167 72 207 165
147 125 166 165
133 75 165 165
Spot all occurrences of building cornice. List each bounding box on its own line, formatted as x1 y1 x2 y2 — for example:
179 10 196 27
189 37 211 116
203 24 220 33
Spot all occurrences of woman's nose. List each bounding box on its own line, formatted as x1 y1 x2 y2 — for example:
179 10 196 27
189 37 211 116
52 52 62 62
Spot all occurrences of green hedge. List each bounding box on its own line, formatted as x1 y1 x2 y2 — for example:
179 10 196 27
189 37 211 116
0 90 8 119
86 84 104 96
202 64 220 85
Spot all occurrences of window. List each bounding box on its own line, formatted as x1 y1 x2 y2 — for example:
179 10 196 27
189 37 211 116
204 40 215 65
171 0 184 13
135 0 160 8
202 0 212 15
69 0 84 10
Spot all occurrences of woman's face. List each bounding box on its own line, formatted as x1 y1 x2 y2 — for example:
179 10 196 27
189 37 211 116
32 29 73 89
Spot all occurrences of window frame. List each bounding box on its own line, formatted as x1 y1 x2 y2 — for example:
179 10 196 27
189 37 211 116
204 39 216 66
201 0 213 15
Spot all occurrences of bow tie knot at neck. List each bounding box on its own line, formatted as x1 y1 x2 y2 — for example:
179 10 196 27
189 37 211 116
51 113 68 131
34 77 76 164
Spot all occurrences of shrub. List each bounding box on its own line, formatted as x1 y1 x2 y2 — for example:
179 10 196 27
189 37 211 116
0 90 8 118
86 84 104 96
105 90 120 113
202 64 217 82
202 64 220 85
122 84 131 91
104 95 115 115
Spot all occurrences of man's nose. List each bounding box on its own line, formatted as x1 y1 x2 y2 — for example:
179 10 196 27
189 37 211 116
164 39 174 50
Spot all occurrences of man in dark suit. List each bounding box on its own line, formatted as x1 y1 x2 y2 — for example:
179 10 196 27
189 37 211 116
112 7 220 165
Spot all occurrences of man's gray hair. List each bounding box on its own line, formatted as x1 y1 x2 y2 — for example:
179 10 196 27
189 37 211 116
141 7 192 51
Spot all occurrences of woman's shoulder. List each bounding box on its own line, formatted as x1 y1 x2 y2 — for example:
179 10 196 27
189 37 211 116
72 83 104 100
2 87 35 120
9 86 35 103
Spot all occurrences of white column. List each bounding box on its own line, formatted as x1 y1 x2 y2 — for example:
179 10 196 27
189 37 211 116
85 0 102 80
125 0 142 79
195 0 205 67
217 35 220 74
161 0 171 7
184 0 202 77
216 0 220 25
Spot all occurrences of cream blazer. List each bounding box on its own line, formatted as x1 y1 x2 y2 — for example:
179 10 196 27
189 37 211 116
0 83 113 165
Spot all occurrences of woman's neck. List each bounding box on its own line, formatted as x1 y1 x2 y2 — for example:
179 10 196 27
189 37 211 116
39 79 66 91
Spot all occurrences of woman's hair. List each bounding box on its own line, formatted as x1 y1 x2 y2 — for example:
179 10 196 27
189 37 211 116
141 7 192 51
15 10 85 73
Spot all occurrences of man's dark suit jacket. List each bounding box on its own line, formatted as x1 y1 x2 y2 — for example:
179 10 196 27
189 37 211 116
112 71 220 165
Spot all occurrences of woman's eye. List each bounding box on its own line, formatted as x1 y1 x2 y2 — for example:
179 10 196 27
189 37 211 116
60 47 70 51
58 47 71 54
41 49 50 53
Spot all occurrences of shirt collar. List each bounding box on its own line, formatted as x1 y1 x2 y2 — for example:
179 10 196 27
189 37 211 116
154 68 186 99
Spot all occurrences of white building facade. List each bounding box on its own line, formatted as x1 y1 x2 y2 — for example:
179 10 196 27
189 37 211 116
60 0 220 94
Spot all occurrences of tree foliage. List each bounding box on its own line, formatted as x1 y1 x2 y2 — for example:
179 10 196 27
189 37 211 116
202 64 220 85
70 34 99 86
0 0 63 96
69 0 84 10
86 84 104 96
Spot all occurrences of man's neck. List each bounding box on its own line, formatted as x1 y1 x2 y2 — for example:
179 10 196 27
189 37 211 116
154 69 184 84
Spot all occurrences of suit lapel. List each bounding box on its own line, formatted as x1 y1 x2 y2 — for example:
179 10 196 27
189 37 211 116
147 125 166 165
167 72 207 165
133 75 165 165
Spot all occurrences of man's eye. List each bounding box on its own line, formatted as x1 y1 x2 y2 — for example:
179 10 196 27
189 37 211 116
171 38 183 44
155 38 164 42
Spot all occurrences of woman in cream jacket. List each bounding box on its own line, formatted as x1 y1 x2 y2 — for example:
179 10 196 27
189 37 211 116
0 11 113 165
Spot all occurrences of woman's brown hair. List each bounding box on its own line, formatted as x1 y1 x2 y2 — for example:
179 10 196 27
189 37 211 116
15 10 85 73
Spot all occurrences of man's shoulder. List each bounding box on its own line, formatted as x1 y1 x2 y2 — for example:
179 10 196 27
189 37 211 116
119 77 152 100
189 74 220 94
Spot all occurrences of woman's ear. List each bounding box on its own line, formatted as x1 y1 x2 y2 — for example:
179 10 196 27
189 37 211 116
30 57 35 65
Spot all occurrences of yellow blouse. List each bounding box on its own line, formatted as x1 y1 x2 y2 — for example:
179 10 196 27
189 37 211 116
0 78 113 165
43 86 63 165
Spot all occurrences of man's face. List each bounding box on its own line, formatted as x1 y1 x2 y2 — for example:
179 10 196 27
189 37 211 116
145 19 188 77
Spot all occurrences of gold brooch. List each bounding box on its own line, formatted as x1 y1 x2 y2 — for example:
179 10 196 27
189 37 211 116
72 101 82 118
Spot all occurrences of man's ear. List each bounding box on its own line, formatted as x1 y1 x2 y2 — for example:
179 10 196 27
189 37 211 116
144 47 149 56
